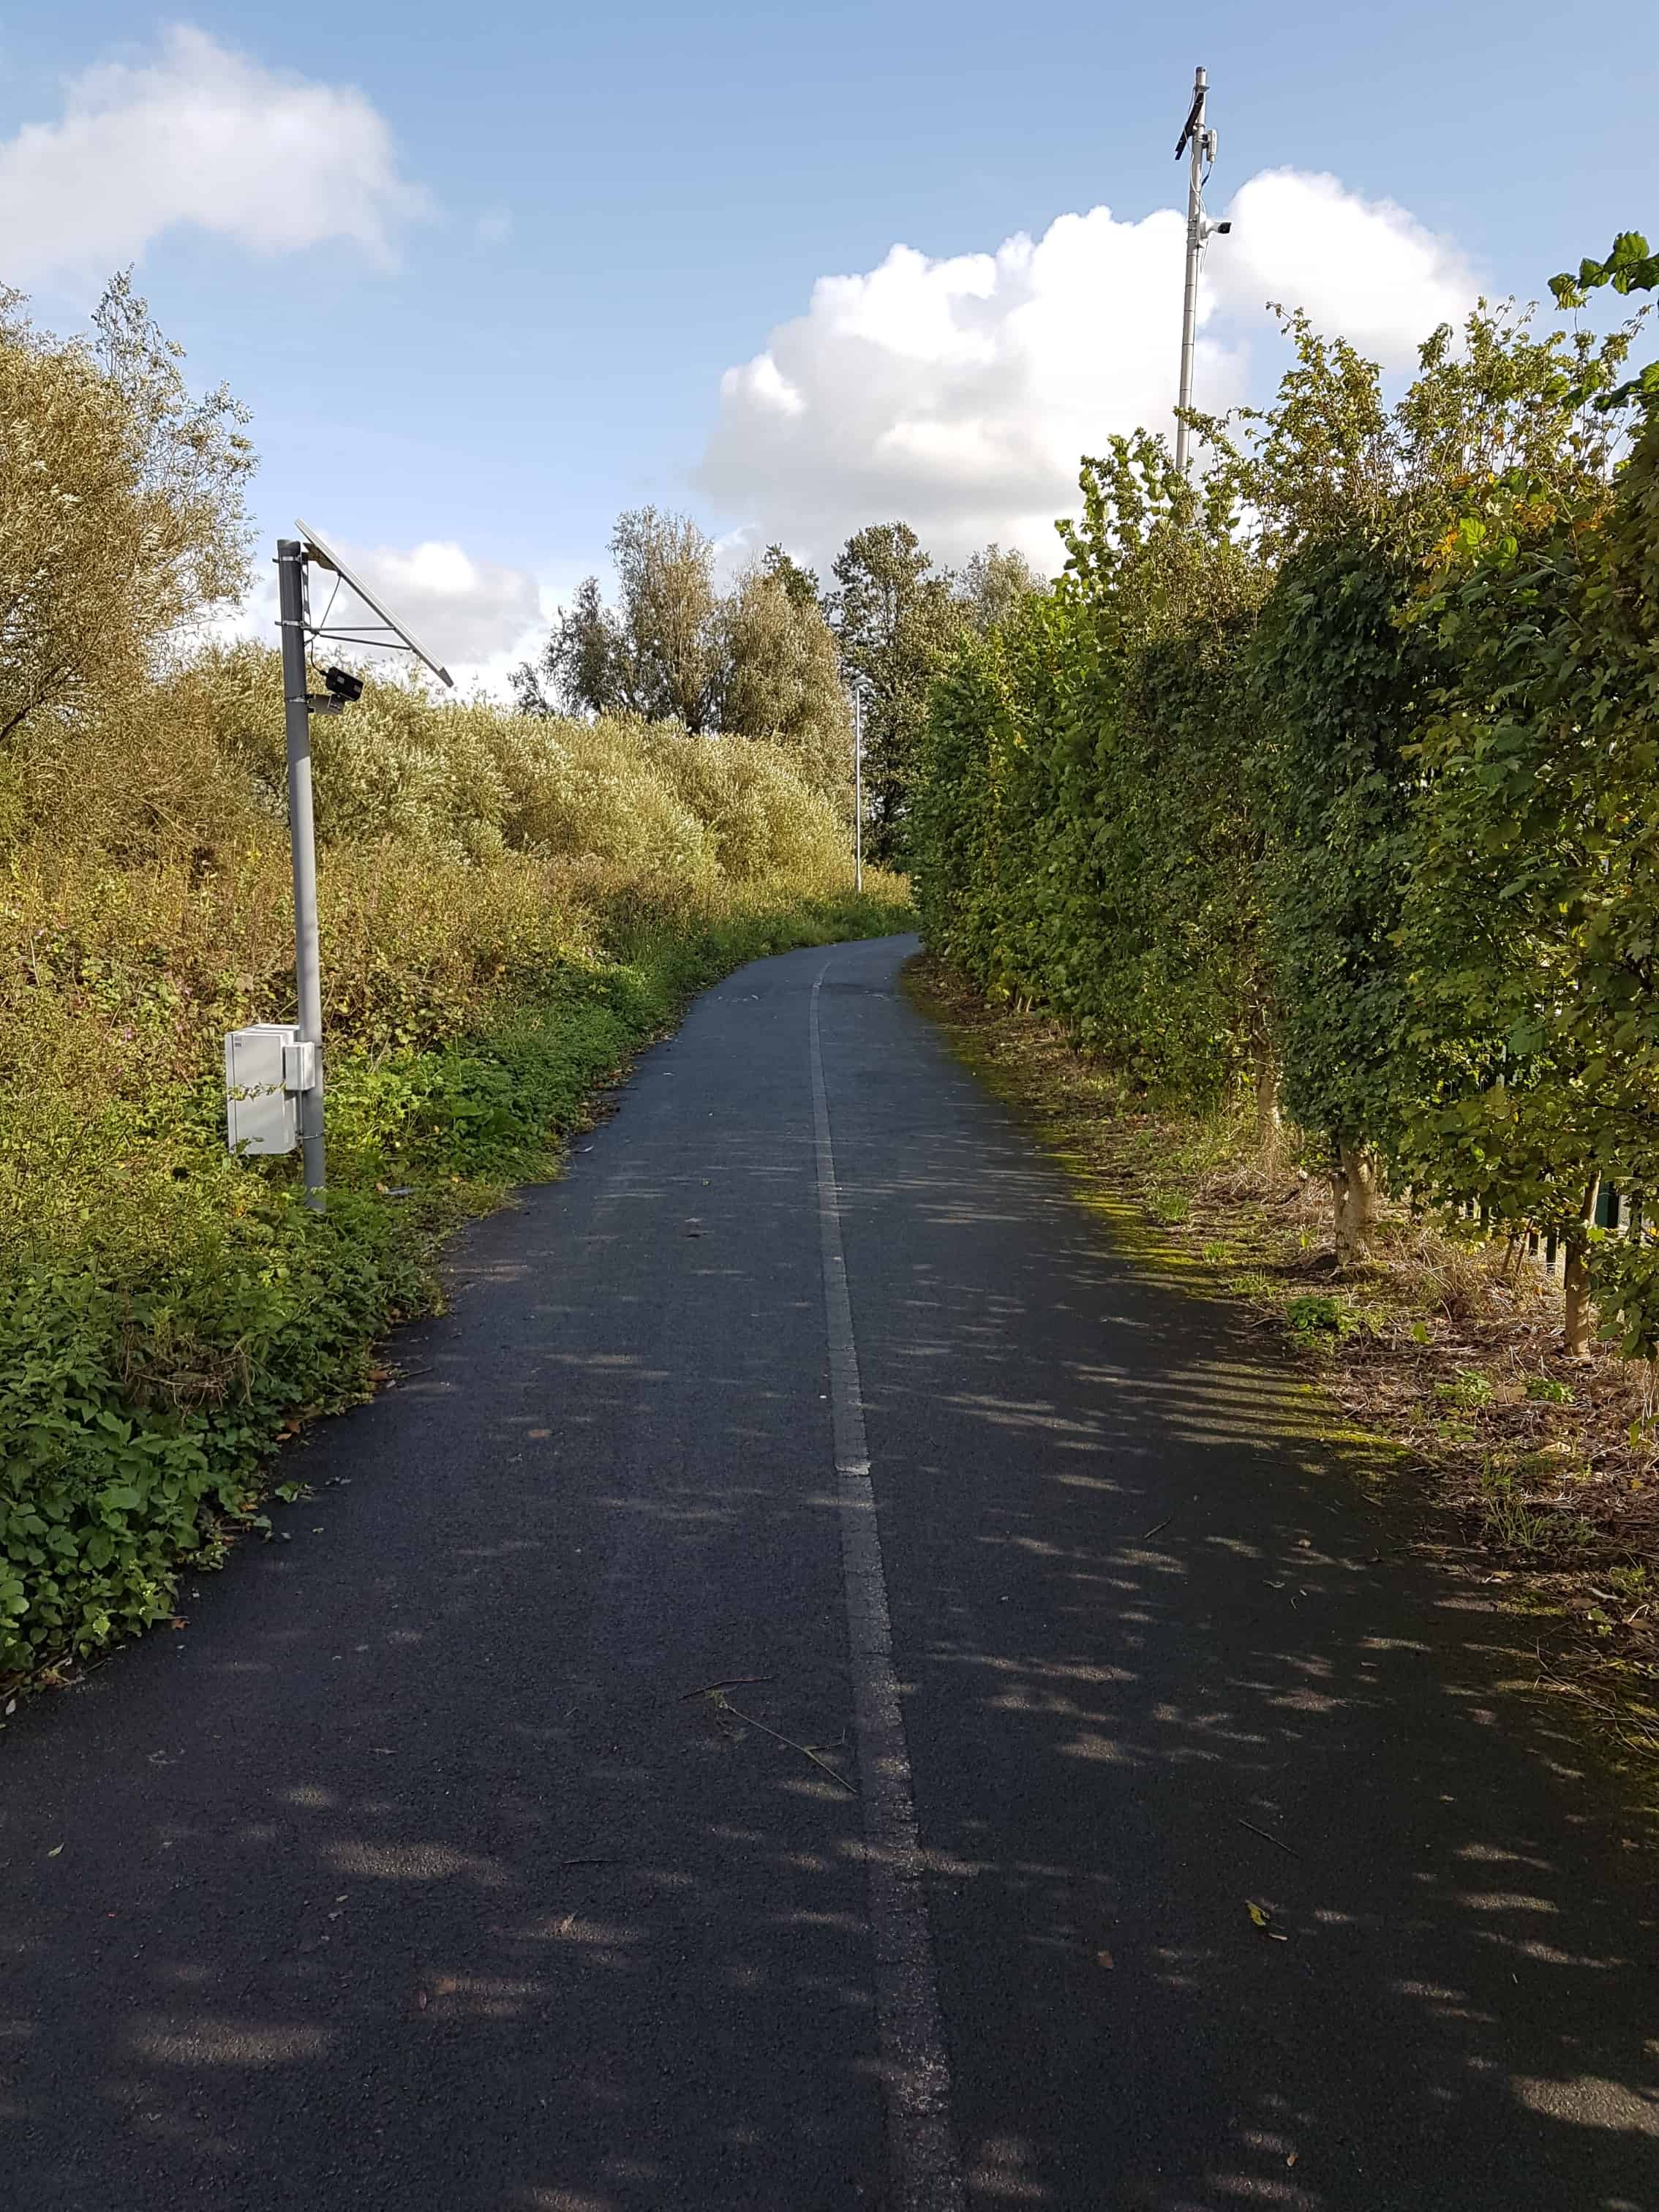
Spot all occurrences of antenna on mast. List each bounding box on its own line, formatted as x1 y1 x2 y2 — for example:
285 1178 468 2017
1174 65 1231 473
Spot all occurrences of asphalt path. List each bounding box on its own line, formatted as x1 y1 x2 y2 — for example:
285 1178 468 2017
3 933 1656 2211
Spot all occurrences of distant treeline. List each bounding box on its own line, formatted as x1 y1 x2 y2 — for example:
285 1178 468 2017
514 509 1042 862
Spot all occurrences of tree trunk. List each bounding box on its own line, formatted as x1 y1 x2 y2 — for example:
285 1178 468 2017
1562 1178 1600 1358
1333 1141 1379 1268
1253 1041 1282 1150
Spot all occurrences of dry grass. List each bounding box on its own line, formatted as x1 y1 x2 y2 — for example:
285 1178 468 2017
907 953 1659 1765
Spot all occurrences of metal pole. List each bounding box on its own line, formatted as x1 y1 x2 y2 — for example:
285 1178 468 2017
276 538 326 1205
1175 65 1207 473
853 685 863 892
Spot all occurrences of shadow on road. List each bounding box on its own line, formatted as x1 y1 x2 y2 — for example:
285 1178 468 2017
843 1074 1659 2211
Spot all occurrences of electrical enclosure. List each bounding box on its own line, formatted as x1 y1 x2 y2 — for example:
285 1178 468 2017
225 1024 301 1156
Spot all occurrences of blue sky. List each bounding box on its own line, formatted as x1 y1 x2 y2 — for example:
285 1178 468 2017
1 4 1651 680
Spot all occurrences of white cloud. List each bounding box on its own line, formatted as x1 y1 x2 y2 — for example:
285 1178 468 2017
0 25 426 286
699 205 1218 573
697 169 1481 573
316 540 545 680
1211 168 1478 369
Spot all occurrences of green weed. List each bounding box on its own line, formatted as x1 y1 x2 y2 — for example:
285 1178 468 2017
1437 1369 1495 1412
1481 1496 1555 1550
1284 1293 1355 1337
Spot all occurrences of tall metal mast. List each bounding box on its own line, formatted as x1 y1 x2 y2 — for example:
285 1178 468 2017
276 538 328 1205
852 683 864 893
1174 65 1230 473
259 524 453 1208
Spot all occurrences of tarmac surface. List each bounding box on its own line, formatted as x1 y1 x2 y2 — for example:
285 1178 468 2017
4 933 1656 2211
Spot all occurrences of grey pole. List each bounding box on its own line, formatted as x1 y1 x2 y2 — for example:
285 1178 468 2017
1174 66 1208 474
276 538 326 1205
853 685 864 892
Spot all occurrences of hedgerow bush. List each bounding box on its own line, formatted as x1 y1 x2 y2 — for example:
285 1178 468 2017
913 245 1659 1349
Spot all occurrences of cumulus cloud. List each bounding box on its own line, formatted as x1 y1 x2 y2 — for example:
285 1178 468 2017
0 25 426 286
699 203 1227 573
319 541 544 674
1211 168 1478 369
697 168 1481 572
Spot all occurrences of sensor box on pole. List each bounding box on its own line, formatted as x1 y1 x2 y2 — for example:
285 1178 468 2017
225 1024 309 1156
227 519 452 1200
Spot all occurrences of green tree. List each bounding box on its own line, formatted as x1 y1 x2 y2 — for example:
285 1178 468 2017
1058 435 1273 1110
761 544 821 609
1393 252 1657 1348
1251 536 1431 1255
717 564 851 808
1208 301 1626 1258
957 543 1042 633
828 522 965 864
515 506 723 729
514 512 850 807
911 629 1006 972
909 252 1659 1347
915 437 1272 1112
0 272 253 750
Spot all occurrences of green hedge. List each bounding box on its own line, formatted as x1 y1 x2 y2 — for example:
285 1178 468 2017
911 262 1659 1344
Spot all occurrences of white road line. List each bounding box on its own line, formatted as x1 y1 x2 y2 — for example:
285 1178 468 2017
810 960 965 2212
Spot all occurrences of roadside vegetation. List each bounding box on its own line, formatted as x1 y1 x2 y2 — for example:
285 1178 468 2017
908 236 1659 1760
0 279 908 1690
